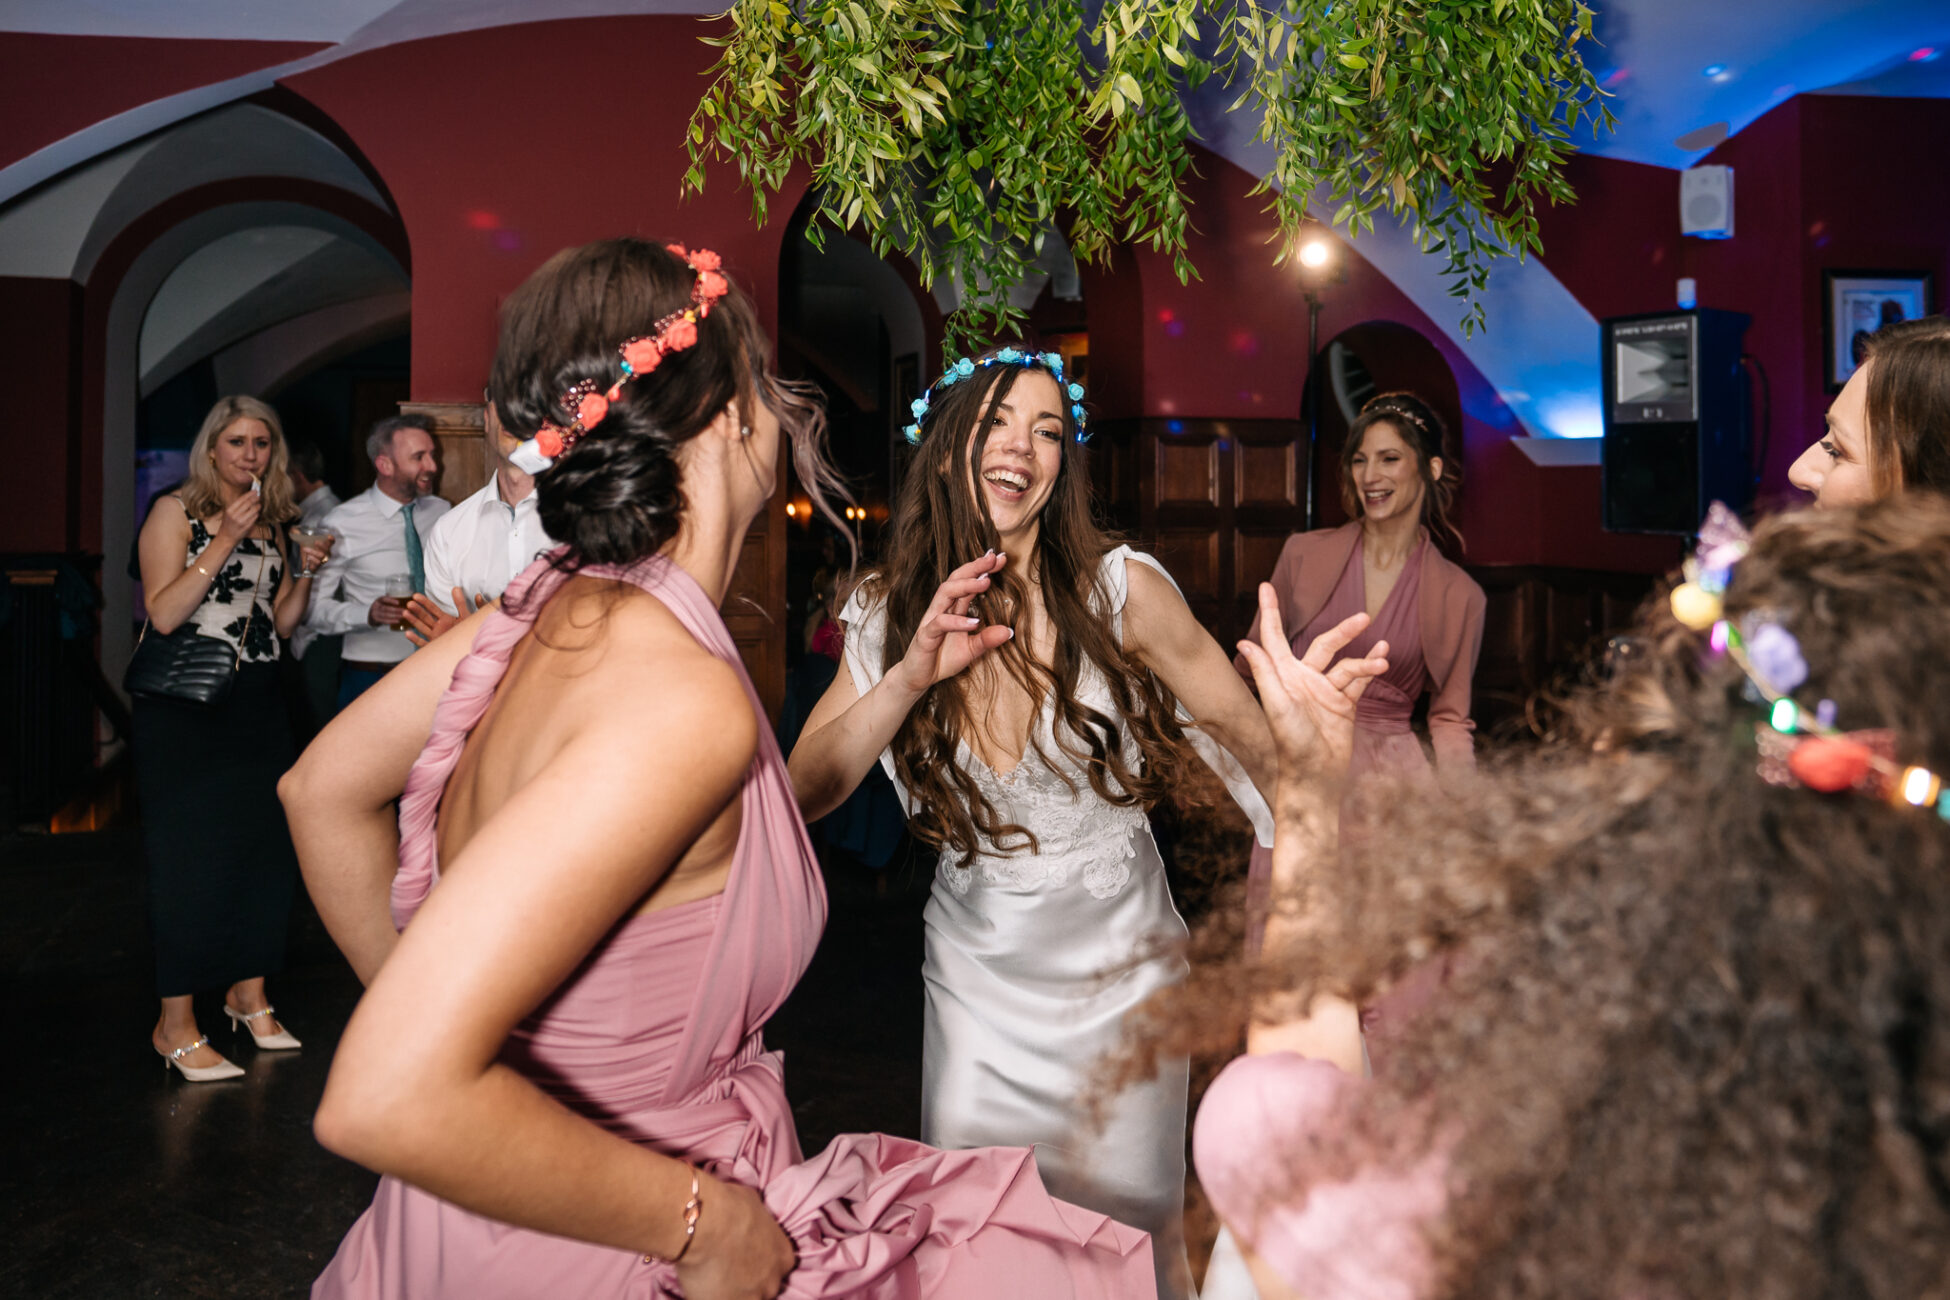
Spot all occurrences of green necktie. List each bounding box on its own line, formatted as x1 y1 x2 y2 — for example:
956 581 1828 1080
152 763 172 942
403 504 426 594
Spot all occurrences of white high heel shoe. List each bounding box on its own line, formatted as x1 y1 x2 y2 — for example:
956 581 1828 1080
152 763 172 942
224 1003 301 1050
158 1035 245 1082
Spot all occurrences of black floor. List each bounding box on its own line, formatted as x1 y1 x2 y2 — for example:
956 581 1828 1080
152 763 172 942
0 827 932 1299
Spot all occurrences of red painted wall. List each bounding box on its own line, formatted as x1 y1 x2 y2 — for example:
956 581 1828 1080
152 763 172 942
0 36 328 172
15 23 1942 577
1763 96 1950 493
283 17 807 403
0 277 84 552
1683 101 1813 501
1532 96 1950 504
1112 146 1678 570
1528 152 1686 324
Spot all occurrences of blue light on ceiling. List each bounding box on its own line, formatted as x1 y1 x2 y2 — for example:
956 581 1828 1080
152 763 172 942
1702 63 1727 77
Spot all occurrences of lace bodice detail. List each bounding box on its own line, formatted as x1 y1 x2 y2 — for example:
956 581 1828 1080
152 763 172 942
945 728 1152 900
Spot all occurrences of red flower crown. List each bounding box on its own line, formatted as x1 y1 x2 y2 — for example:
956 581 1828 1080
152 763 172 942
507 245 730 474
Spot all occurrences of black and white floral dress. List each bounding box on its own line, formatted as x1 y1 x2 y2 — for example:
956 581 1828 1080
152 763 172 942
180 517 284 664
132 505 299 998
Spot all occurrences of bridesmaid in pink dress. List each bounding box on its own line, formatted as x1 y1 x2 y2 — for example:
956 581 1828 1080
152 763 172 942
1235 393 1486 957
284 239 1154 1299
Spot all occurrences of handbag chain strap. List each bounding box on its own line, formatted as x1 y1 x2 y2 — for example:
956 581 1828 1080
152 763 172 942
134 524 272 668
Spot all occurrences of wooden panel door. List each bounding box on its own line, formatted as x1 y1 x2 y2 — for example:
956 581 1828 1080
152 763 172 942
725 494 787 724
399 401 488 507
1104 417 1306 648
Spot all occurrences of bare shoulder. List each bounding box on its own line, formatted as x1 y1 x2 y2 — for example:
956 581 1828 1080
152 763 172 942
141 493 191 535
1118 551 1199 656
1121 551 1187 617
540 581 759 773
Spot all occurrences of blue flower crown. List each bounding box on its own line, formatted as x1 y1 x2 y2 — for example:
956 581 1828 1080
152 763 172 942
904 347 1090 446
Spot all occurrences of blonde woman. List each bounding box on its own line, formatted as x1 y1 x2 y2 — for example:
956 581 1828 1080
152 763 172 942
135 395 331 1081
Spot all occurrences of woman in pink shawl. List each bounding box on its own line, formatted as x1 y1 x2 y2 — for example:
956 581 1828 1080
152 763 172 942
1235 393 1485 960
283 239 1154 1299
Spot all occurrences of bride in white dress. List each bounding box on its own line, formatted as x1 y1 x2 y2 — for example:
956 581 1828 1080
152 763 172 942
789 348 1278 1300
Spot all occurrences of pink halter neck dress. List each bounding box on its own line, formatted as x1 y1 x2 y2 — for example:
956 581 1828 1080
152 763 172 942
314 554 1155 1299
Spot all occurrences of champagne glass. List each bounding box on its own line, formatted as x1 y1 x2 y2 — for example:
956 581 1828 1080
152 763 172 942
384 574 415 630
291 525 334 578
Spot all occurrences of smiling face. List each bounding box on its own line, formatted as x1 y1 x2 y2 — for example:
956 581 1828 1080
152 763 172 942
1789 361 1879 509
376 426 440 500
211 418 274 491
1348 420 1436 525
960 369 1066 548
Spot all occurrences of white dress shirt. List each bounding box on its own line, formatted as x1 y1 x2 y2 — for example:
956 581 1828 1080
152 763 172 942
422 471 556 614
295 483 341 530
302 484 452 665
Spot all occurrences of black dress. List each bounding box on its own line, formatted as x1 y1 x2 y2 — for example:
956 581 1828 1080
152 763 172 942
133 514 298 997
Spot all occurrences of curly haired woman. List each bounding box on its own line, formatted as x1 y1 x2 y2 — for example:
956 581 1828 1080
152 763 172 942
1144 497 1950 1299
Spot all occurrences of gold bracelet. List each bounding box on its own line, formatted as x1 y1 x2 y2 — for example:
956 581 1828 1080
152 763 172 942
640 1166 703 1266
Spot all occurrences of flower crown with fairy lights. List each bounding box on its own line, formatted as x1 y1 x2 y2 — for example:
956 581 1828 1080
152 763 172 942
507 245 731 475
904 347 1089 446
1668 502 1950 821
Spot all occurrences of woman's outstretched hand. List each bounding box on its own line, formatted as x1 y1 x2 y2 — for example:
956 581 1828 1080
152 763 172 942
889 550 1015 696
676 1173 795 1299
1237 583 1389 790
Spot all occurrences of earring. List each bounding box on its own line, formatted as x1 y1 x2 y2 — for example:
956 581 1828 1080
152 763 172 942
740 424 752 438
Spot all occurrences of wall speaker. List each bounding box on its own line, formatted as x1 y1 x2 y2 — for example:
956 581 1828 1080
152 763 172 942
1602 309 1752 535
1680 165 1734 239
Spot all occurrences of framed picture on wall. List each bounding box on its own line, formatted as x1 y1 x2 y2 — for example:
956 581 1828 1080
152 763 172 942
1823 269 1935 391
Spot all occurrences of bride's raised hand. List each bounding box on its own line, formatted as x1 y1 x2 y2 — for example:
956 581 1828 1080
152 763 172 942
1236 583 1389 790
890 550 1015 695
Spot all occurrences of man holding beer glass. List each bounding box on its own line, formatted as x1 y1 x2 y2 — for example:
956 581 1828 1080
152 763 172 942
300 414 451 707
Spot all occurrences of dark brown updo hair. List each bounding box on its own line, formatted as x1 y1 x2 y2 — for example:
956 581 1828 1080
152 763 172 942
490 238 837 570
1339 390 1463 554
1861 315 1950 497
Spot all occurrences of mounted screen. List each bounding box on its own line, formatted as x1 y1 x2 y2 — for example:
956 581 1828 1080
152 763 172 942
1609 314 1697 423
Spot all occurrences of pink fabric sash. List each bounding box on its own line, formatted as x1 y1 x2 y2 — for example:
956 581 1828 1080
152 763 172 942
317 549 1155 1299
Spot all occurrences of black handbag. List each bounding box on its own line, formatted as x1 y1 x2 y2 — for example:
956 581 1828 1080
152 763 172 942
123 546 264 708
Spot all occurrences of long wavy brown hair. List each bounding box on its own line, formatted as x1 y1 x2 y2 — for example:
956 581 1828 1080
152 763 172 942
1339 391 1463 555
1862 315 1950 497
1122 496 1950 1297
866 351 1188 866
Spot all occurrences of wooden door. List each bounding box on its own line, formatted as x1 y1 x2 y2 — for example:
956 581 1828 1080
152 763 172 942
1098 417 1307 650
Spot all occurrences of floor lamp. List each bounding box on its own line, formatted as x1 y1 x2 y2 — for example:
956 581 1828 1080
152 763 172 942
1296 236 1342 532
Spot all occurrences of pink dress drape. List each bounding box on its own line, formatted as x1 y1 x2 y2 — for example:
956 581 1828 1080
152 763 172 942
1244 536 1432 954
1298 534 1432 787
313 553 1155 1299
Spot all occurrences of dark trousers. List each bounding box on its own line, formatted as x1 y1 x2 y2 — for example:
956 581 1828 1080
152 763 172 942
336 664 388 710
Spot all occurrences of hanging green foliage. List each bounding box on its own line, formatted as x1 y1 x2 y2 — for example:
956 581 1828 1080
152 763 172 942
684 0 1612 351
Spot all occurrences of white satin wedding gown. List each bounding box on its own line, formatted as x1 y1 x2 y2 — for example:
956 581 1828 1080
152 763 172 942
843 547 1272 1300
